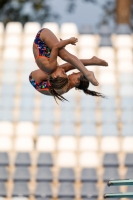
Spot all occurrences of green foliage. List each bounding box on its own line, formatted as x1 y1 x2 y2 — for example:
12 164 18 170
0 0 132 30
99 0 133 30
66 0 97 13
0 0 59 25
98 0 116 27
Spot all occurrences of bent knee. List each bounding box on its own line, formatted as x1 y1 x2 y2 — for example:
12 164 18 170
53 42 60 50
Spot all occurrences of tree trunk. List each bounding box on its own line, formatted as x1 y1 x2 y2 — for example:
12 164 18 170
116 0 132 24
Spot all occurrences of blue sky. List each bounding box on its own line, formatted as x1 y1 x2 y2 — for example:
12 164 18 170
49 0 106 32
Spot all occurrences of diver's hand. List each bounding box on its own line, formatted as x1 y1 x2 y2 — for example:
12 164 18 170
69 37 78 45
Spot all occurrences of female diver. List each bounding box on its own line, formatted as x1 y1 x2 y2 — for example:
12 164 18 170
29 28 108 102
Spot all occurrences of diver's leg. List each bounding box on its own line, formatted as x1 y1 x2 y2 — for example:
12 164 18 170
41 28 99 86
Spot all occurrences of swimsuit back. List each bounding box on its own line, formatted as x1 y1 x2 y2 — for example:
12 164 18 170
29 73 51 91
34 29 51 61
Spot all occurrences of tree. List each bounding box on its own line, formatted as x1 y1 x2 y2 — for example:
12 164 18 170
0 0 59 25
116 0 132 24
0 0 96 25
67 0 133 30
99 0 133 29
66 0 96 13
0 0 133 30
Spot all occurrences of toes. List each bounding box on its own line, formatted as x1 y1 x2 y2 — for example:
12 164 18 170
92 82 99 86
94 81 99 86
87 71 99 86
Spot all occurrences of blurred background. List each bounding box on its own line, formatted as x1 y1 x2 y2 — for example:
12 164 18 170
0 0 133 200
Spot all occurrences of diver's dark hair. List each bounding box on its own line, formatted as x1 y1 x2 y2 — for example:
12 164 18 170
48 75 69 102
75 75 105 98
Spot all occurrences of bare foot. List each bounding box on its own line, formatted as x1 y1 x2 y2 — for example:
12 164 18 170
86 71 99 86
91 56 108 66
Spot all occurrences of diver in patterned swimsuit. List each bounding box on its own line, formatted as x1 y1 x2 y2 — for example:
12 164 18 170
30 28 79 98
30 28 108 102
